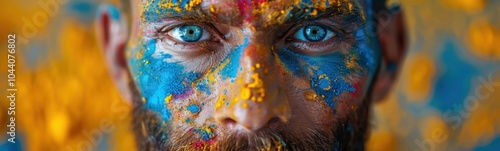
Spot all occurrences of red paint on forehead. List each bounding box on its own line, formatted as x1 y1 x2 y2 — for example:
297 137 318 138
237 0 266 22
237 0 251 22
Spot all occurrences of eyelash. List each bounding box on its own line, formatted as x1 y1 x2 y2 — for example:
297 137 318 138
155 22 223 44
287 22 346 39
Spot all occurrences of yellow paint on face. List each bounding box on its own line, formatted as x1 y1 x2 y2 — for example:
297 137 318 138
247 73 266 102
201 126 213 134
215 94 226 109
345 54 360 69
209 4 216 13
164 94 173 103
232 97 239 105
304 90 322 102
185 0 202 11
241 87 251 100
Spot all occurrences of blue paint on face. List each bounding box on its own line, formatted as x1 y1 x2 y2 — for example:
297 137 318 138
278 48 354 108
218 37 249 79
187 104 201 113
195 80 211 94
194 128 213 140
129 38 201 121
355 30 377 72
347 124 353 132
277 27 379 109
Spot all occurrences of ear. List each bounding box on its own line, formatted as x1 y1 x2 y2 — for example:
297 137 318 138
371 9 407 103
95 4 132 102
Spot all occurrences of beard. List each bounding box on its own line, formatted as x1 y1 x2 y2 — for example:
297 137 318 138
128 83 371 151
168 127 333 150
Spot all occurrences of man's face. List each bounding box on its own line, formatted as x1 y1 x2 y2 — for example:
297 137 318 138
126 0 380 150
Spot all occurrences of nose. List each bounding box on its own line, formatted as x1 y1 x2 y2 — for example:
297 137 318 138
214 37 291 131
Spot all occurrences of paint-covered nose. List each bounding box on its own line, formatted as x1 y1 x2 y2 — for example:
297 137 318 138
214 38 291 131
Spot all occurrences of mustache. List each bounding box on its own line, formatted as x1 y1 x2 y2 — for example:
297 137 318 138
130 84 371 151
166 126 335 151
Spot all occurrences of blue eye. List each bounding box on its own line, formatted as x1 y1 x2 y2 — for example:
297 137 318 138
167 25 210 42
294 25 336 42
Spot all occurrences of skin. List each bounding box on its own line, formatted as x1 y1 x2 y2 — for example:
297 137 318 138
96 0 406 150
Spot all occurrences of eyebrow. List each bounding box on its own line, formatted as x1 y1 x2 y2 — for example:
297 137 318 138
141 0 365 28
282 1 365 28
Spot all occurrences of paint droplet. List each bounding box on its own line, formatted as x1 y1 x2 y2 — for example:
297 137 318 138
345 55 359 69
318 74 331 90
241 87 251 100
164 94 173 103
193 126 215 141
142 97 146 103
215 95 225 109
310 9 318 16
187 104 200 114
209 4 216 13
304 91 321 102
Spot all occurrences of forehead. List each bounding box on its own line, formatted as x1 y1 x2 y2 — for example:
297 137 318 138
135 0 365 27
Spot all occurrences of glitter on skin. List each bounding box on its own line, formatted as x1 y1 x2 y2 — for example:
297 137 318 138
219 37 250 79
135 0 378 118
215 94 226 109
276 47 360 108
304 90 322 102
129 38 201 121
193 126 215 141
187 104 201 113
164 94 173 103
129 1 381 149
131 0 373 119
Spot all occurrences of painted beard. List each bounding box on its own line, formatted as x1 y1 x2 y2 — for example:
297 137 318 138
129 84 371 151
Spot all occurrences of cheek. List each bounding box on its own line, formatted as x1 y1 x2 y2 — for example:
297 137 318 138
165 93 217 127
128 39 202 122
277 45 376 111
282 76 337 131
332 76 370 117
275 27 380 112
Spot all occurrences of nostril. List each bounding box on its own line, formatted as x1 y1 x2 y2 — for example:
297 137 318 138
222 118 237 128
